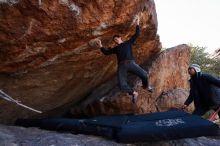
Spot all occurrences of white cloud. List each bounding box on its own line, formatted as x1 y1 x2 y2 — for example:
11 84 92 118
155 0 220 53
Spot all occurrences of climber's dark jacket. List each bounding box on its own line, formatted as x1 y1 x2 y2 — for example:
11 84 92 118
184 72 220 108
100 25 140 64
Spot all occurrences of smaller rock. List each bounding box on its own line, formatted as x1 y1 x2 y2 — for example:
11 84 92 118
156 88 194 112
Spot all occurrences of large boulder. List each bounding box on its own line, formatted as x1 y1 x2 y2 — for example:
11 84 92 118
0 0 161 123
69 44 192 116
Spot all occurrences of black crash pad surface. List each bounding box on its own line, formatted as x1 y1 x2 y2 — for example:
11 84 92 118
15 110 219 143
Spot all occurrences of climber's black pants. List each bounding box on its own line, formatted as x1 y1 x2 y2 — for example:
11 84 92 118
117 60 149 95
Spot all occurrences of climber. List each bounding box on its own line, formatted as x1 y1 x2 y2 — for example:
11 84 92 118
182 64 220 119
96 16 153 103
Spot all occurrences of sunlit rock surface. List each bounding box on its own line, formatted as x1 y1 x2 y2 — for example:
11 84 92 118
0 0 160 123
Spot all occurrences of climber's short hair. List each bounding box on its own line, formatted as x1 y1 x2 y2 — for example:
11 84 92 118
113 35 121 40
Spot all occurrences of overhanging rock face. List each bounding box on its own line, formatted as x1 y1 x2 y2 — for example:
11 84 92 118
0 0 161 123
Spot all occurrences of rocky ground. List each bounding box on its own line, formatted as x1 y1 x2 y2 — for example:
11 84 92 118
0 124 122 146
0 124 220 146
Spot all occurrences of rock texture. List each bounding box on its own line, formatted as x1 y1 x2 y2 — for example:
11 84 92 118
155 88 194 112
0 0 161 123
0 124 123 146
0 124 220 146
70 44 192 117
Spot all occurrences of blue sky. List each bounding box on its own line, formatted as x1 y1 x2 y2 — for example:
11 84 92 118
154 0 220 53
